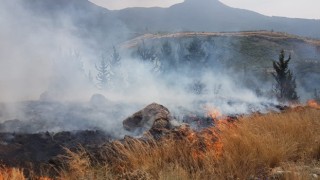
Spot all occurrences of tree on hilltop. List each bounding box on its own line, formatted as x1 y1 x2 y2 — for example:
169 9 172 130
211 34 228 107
272 49 298 102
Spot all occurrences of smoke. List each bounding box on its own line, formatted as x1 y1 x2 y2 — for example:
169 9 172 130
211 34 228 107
0 1 138 136
1 0 315 137
0 1 91 101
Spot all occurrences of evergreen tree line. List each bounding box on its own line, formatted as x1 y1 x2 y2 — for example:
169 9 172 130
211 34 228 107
134 38 211 73
95 39 300 103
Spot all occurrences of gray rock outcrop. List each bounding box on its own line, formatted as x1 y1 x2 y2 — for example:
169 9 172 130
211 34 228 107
123 103 178 136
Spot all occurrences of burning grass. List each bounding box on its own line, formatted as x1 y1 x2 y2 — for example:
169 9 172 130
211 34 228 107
0 167 25 180
2 106 320 179
56 106 320 179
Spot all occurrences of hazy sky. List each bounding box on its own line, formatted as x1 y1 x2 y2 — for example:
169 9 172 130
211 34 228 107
90 0 320 19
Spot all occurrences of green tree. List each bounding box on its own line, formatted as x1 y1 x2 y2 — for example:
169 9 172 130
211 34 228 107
185 37 206 63
272 50 299 102
95 56 110 90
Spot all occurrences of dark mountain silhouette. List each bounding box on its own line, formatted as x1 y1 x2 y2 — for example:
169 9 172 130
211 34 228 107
14 0 320 44
112 0 320 38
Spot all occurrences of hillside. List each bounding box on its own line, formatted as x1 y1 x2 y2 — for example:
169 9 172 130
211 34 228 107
121 31 320 98
122 31 320 48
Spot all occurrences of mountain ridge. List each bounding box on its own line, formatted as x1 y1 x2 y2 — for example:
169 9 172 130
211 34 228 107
14 0 320 46
108 0 320 38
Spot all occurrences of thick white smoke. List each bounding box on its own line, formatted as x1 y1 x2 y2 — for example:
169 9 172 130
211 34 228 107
0 1 279 136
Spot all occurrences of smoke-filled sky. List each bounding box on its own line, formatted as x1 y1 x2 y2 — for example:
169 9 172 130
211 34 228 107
90 0 320 19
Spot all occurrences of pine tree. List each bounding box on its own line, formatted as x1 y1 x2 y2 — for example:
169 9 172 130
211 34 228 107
272 50 299 102
110 46 121 67
95 56 110 90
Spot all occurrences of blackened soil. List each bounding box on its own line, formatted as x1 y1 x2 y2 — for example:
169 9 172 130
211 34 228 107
0 130 111 174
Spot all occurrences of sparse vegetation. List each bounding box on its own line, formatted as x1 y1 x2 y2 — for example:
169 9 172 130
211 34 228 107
135 40 162 72
185 37 207 64
160 41 174 71
189 80 207 95
136 41 157 62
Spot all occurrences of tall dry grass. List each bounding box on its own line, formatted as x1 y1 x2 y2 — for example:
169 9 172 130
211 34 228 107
0 167 53 180
215 107 320 179
3 107 320 179
58 107 320 179
0 168 25 180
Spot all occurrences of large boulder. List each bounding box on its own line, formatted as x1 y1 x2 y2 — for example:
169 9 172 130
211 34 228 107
123 103 176 134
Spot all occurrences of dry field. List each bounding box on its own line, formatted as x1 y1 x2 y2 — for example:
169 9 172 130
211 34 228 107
1 105 320 180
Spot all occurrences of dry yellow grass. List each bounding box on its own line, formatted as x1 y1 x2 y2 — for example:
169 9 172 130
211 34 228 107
215 107 320 179
2 107 320 179
57 107 320 180
0 167 53 180
0 168 25 180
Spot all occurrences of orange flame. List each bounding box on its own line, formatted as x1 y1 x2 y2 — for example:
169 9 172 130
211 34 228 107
307 99 320 109
185 125 226 160
204 105 222 119
182 106 239 160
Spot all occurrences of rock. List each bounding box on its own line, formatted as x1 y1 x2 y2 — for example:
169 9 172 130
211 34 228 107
90 94 109 107
123 103 174 134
